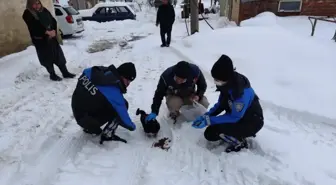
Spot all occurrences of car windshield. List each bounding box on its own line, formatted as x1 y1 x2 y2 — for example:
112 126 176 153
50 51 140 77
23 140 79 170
64 7 79 15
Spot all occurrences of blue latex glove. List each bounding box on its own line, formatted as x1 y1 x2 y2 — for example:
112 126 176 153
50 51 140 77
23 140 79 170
193 115 205 123
145 113 157 122
192 115 210 129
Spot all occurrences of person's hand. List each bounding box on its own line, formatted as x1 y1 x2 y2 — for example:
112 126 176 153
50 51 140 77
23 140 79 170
45 30 55 38
192 115 210 129
192 119 208 129
50 30 56 38
192 95 199 101
193 115 204 123
146 113 157 122
45 30 51 36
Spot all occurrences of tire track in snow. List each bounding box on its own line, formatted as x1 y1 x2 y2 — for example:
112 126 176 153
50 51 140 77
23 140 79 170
0 81 74 144
111 48 228 185
111 47 178 185
49 44 181 185
0 45 119 184
9 131 88 185
170 45 336 185
169 130 226 185
0 80 77 185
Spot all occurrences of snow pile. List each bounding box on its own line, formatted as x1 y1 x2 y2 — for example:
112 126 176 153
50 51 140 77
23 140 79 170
216 16 237 28
276 16 336 41
240 12 279 27
0 47 41 90
174 16 336 120
78 9 93 17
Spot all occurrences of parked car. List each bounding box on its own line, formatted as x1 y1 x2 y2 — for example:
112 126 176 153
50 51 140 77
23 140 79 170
54 3 85 37
81 2 136 23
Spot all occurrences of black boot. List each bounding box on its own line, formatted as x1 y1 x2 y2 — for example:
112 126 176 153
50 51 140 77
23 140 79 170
46 66 62 81
58 64 76 78
100 120 127 144
50 74 62 81
225 138 248 153
83 128 102 136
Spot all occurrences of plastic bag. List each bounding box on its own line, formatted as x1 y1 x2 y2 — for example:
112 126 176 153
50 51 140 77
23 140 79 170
180 101 207 122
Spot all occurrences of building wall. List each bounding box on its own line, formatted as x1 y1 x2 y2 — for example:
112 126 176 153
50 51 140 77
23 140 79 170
302 0 336 16
238 0 336 25
0 0 54 57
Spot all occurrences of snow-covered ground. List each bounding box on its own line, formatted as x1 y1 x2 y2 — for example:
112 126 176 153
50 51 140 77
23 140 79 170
174 12 336 120
1 5 336 185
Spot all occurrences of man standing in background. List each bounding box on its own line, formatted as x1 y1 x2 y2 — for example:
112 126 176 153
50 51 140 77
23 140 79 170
156 0 175 47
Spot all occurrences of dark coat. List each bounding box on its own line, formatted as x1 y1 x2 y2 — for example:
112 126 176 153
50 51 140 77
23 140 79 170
156 4 175 29
151 63 207 115
22 8 57 47
22 8 66 67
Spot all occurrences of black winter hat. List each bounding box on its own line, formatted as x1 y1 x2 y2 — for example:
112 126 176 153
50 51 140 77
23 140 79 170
211 55 235 81
173 61 191 79
117 62 136 81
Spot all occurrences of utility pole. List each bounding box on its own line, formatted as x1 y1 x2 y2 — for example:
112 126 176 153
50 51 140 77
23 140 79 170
190 0 199 34
219 0 226 17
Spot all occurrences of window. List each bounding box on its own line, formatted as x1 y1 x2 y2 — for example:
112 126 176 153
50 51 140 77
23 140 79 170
116 6 129 13
96 7 107 15
106 7 117 14
278 0 302 12
63 7 79 15
55 8 63 16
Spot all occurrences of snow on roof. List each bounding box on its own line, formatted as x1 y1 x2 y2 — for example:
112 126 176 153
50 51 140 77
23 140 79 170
93 2 133 8
91 2 136 14
54 3 71 8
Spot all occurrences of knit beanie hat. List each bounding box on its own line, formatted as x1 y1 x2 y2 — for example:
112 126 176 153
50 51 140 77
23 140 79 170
173 61 191 79
211 55 234 81
117 62 136 81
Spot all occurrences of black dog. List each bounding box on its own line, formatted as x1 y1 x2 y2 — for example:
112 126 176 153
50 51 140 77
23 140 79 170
136 108 160 136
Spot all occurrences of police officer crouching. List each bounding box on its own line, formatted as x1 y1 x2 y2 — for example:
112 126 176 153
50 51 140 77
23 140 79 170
71 62 137 143
146 61 209 123
191 55 264 153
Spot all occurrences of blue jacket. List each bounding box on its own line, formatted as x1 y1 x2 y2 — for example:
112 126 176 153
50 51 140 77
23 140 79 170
72 65 136 131
206 72 263 125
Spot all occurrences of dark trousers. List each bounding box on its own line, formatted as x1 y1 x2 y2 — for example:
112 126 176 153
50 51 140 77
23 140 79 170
160 26 172 45
35 38 69 76
204 114 264 141
75 115 106 134
72 99 129 134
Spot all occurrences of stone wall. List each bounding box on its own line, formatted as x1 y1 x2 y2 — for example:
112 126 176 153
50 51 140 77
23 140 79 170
0 0 54 57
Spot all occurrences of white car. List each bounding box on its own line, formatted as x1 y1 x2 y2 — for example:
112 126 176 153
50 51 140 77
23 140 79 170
54 4 85 37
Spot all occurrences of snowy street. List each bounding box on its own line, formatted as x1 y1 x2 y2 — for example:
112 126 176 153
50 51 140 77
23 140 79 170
1 4 336 185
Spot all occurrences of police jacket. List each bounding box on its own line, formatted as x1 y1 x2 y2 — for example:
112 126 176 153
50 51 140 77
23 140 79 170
151 64 207 115
71 65 136 131
206 72 263 125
